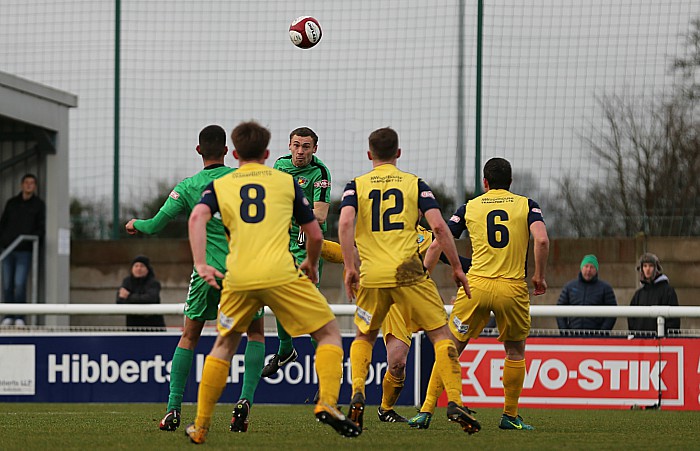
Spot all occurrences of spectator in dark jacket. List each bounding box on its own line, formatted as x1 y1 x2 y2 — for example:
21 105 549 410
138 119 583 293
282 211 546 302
0 174 46 327
628 253 680 334
557 254 617 334
117 255 165 330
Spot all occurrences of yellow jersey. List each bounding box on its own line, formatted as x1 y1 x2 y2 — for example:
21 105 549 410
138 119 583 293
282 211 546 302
457 189 544 280
340 163 440 287
198 163 316 290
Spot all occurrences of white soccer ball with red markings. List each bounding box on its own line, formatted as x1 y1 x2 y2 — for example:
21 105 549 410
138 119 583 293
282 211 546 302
289 16 322 49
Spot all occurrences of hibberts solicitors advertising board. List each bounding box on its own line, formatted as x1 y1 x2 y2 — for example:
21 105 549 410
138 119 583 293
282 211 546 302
438 337 700 410
0 333 410 405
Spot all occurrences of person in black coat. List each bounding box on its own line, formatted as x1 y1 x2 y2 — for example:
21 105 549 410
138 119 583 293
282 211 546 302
117 255 165 330
556 254 617 334
628 253 680 334
0 174 45 327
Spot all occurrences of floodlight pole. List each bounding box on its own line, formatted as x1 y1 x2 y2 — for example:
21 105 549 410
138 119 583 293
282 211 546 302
474 0 484 196
112 0 121 240
456 0 466 204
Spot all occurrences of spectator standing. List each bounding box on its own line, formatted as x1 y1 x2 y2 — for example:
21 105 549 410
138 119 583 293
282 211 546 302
0 174 46 327
116 255 165 330
556 254 617 334
628 253 680 333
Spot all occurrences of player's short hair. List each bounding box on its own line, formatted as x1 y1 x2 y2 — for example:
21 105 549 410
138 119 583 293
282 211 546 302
289 127 318 146
368 127 399 160
231 121 271 160
198 125 227 159
21 173 37 183
483 157 512 190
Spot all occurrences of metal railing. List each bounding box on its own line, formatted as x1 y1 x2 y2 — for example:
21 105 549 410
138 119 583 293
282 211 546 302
0 234 39 324
0 303 699 337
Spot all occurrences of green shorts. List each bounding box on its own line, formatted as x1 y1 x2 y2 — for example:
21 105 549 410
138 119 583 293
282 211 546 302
184 269 221 322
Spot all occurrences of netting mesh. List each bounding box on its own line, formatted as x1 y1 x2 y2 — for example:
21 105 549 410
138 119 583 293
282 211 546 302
1 1 698 229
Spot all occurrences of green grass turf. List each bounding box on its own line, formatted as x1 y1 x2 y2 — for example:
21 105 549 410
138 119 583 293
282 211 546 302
1 403 699 450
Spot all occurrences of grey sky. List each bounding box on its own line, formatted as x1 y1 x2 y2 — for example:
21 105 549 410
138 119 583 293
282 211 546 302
1 0 697 211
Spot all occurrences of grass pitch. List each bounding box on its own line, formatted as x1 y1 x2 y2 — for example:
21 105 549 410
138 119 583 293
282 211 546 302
2 403 699 450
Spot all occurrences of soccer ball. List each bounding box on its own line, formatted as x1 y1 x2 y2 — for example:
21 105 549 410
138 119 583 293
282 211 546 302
289 16 322 49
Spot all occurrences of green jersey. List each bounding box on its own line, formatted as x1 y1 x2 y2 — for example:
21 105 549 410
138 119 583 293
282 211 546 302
134 164 235 272
273 154 331 241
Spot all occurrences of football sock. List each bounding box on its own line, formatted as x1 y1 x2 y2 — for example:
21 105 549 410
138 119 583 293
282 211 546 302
381 369 405 410
239 340 265 406
320 240 343 263
503 358 526 417
350 339 374 396
315 344 344 406
166 346 194 412
275 319 294 356
419 362 443 414
433 339 463 405
310 337 318 349
195 355 230 430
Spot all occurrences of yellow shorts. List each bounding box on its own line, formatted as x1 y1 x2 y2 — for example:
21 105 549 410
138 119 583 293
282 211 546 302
449 274 530 342
381 304 414 347
355 279 447 337
218 275 335 337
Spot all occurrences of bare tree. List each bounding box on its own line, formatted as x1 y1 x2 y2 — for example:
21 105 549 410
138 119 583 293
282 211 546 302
556 18 700 237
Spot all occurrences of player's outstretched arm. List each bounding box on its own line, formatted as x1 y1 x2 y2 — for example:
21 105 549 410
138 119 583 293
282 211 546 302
313 201 330 225
424 209 470 298
338 206 359 301
188 204 222 288
299 219 323 284
125 218 139 235
530 220 550 295
422 239 442 273
125 197 182 235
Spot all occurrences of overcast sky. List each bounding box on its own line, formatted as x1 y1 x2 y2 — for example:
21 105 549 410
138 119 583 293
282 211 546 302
1 0 698 213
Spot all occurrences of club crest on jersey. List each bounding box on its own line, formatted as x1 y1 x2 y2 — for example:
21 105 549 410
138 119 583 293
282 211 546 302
417 234 425 244
296 176 309 187
169 190 180 200
314 179 330 188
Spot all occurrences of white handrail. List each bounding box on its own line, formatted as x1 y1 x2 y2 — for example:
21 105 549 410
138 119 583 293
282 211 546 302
1 304 698 337
0 303 698 317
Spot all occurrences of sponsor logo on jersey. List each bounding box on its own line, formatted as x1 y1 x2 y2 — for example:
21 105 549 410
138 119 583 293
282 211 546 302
314 179 331 188
532 208 542 214
342 189 355 200
169 190 180 200
420 190 435 199
449 215 461 223
219 311 233 330
356 307 372 326
296 176 309 187
452 315 469 334
417 234 425 244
